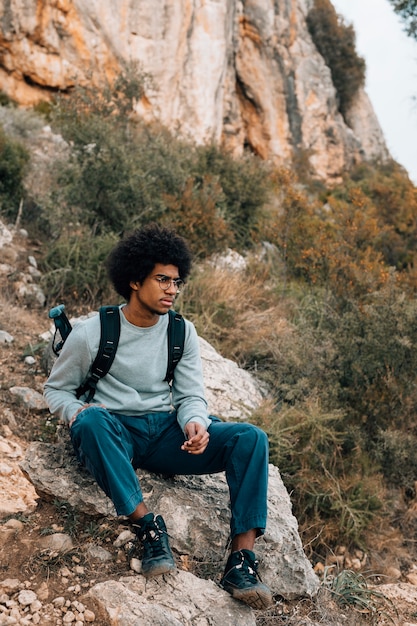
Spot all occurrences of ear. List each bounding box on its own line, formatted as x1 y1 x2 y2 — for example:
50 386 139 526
130 280 139 291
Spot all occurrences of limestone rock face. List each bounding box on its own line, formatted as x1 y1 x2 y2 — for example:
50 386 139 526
0 0 389 180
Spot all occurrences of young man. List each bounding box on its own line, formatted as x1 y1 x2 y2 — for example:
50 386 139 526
44 224 272 610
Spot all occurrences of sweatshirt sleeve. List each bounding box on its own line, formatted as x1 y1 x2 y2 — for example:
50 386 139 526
43 320 96 424
172 320 211 433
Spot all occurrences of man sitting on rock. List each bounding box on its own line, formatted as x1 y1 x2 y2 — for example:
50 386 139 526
44 223 272 610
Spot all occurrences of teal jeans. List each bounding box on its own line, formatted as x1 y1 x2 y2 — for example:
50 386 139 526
70 408 269 538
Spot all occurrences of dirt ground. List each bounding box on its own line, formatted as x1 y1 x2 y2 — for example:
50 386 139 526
1 289 417 625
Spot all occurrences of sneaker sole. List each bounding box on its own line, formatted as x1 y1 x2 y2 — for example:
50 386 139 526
227 586 273 610
142 562 177 578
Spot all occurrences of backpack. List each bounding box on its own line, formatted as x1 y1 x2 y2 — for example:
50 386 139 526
48 304 185 403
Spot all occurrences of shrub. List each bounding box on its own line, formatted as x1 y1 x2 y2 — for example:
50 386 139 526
162 176 233 258
307 0 366 118
40 229 119 306
332 161 417 273
251 397 384 550
193 144 272 249
375 429 417 489
0 126 29 219
257 168 391 301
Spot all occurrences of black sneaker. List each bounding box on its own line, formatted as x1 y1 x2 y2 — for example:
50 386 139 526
220 549 273 610
132 513 176 578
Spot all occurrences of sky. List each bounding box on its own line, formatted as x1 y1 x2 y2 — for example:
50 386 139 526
331 0 417 184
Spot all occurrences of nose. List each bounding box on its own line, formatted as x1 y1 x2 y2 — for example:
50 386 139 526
165 281 178 295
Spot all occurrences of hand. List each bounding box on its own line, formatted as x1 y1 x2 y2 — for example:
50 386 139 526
68 403 106 428
181 422 210 455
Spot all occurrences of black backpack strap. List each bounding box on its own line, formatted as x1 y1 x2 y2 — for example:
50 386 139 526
76 306 121 402
165 310 185 386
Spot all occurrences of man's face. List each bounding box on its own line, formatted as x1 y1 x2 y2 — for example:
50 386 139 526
129 263 182 317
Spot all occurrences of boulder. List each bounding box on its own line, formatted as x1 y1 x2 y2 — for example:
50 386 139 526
20 430 319 600
88 573 256 626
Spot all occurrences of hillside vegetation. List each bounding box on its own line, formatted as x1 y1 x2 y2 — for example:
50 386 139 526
1 60 417 577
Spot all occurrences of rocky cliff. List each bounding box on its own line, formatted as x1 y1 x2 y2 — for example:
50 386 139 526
0 0 389 180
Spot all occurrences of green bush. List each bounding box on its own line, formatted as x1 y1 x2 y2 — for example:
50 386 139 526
307 0 366 118
40 229 119 306
193 144 272 249
0 126 29 218
251 398 384 549
375 429 417 489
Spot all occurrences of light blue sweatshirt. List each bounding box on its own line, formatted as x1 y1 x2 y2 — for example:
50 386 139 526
43 307 210 433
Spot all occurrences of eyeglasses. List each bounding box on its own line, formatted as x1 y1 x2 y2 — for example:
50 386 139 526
154 275 185 293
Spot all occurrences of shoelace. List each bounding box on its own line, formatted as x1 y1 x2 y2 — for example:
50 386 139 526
226 551 261 583
136 521 170 559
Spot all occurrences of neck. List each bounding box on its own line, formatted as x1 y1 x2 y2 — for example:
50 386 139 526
122 303 159 327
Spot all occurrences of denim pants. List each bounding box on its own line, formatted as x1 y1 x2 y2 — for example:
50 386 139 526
70 407 269 537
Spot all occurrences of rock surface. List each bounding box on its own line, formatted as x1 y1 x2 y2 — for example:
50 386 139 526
88 573 257 626
0 0 389 180
20 430 319 600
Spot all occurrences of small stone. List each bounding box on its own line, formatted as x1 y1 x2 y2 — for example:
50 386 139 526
3 519 24 532
36 582 49 602
0 331 14 344
385 566 402 580
130 557 141 573
113 530 135 548
60 567 72 578
0 463 13 476
406 572 417 586
63 611 76 623
17 590 37 606
86 545 112 562
8 387 48 410
24 356 36 366
39 534 74 553
0 580 21 594
0 615 19 626
84 609 95 622
5 600 18 608
52 597 66 607
9 607 21 619
30 600 42 612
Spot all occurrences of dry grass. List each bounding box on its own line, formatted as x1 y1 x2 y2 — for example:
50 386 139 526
181 256 293 369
